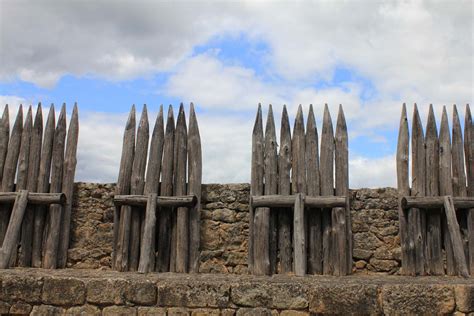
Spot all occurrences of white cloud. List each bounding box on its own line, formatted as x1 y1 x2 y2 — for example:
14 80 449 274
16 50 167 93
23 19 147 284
350 155 396 188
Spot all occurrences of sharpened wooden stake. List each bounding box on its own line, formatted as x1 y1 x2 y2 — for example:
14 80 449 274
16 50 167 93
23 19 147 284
294 193 305 276
465 104 474 275
138 193 157 273
0 105 9 182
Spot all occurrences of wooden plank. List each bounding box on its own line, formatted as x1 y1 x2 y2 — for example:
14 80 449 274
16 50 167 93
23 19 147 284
175 104 188 273
57 103 79 268
306 104 321 275
43 104 67 269
19 104 43 267
0 105 9 182
0 190 28 269
397 103 414 275
32 104 55 267
335 104 350 275
0 192 65 204
187 103 202 273
138 105 164 272
138 193 157 273
0 105 22 243
278 105 292 273
401 197 474 209
293 193 305 276
252 195 346 208
114 195 196 207
156 105 175 272
465 104 474 274
114 106 136 271
411 104 426 275
249 104 264 274
267 105 278 274
439 106 455 275
320 104 334 275
425 105 443 275
128 105 149 271
444 196 469 277
292 105 306 275
254 105 276 275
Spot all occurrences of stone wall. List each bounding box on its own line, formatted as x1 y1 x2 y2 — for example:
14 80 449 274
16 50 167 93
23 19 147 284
0 269 473 315
67 183 401 274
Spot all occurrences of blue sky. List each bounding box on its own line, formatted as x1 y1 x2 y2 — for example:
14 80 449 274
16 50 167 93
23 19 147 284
1 1 472 187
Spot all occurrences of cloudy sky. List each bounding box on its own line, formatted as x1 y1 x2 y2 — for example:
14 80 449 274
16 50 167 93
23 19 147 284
0 0 472 187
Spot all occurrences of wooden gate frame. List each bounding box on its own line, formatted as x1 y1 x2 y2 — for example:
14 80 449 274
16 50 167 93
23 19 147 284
112 103 202 274
0 103 79 269
397 104 474 277
249 104 352 276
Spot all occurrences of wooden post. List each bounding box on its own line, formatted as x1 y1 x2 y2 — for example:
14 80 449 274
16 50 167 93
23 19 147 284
175 104 188 273
320 104 334 275
0 190 28 269
397 104 414 275
425 105 443 274
306 104 321 274
292 105 306 275
138 193 157 273
439 106 455 275
0 105 22 243
19 104 42 267
411 104 426 275
335 105 350 275
138 105 164 273
32 105 55 267
129 105 149 271
43 104 67 269
0 105 9 183
464 104 473 274
443 196 469 277
249 104 264 274
156 105 175 272
294 193 305 276
278 105 292 273
114 106 136 270
267 105 278 274
188 103 202 273
57 104 79 268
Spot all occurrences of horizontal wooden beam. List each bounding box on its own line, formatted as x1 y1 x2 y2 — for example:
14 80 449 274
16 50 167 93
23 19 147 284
251 195 347 208
114 194 197 207
401 196 474 210
0 192 66 205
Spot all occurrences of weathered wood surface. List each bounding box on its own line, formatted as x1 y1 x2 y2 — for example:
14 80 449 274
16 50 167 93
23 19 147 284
0 190 28 269
175 104 188 273
249 104 264 274
0 105 9 182
0 106 22 244
411 104 426 275
278 105 292 273
32 105 55 268
397 104 414 275
57 104 79 268
114 195 196 207
401 197 474 209
138 106 164 273
439 106 455 275
138 193 157 273
425 105 443 275
0 192 65 204
292 105 306 275
251 195 346 208
156 105 175 272
43 104 67 269
464 104 474 275
114 106 136 270
443 196 469 277
267 106 278 274
187 103 202 273
129 106 149 271
320 104 334 275
306 104 321 275
334 105 350 275
19 105 42 267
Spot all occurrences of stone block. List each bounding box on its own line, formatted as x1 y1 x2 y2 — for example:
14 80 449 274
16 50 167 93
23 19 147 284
66 304 101 315
10 301 32 314
280 311 310 316
157 280 229 308
42 277 85 306
86 278 127 305
236 307 272 316
167 307 190 315
30 305 65 316
190 308 221 315
1 275 42 303
103 306 137 316
455 284 474 313
137 307 167 315
125 280 157 305
0 301 10 314
381 284 455 315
